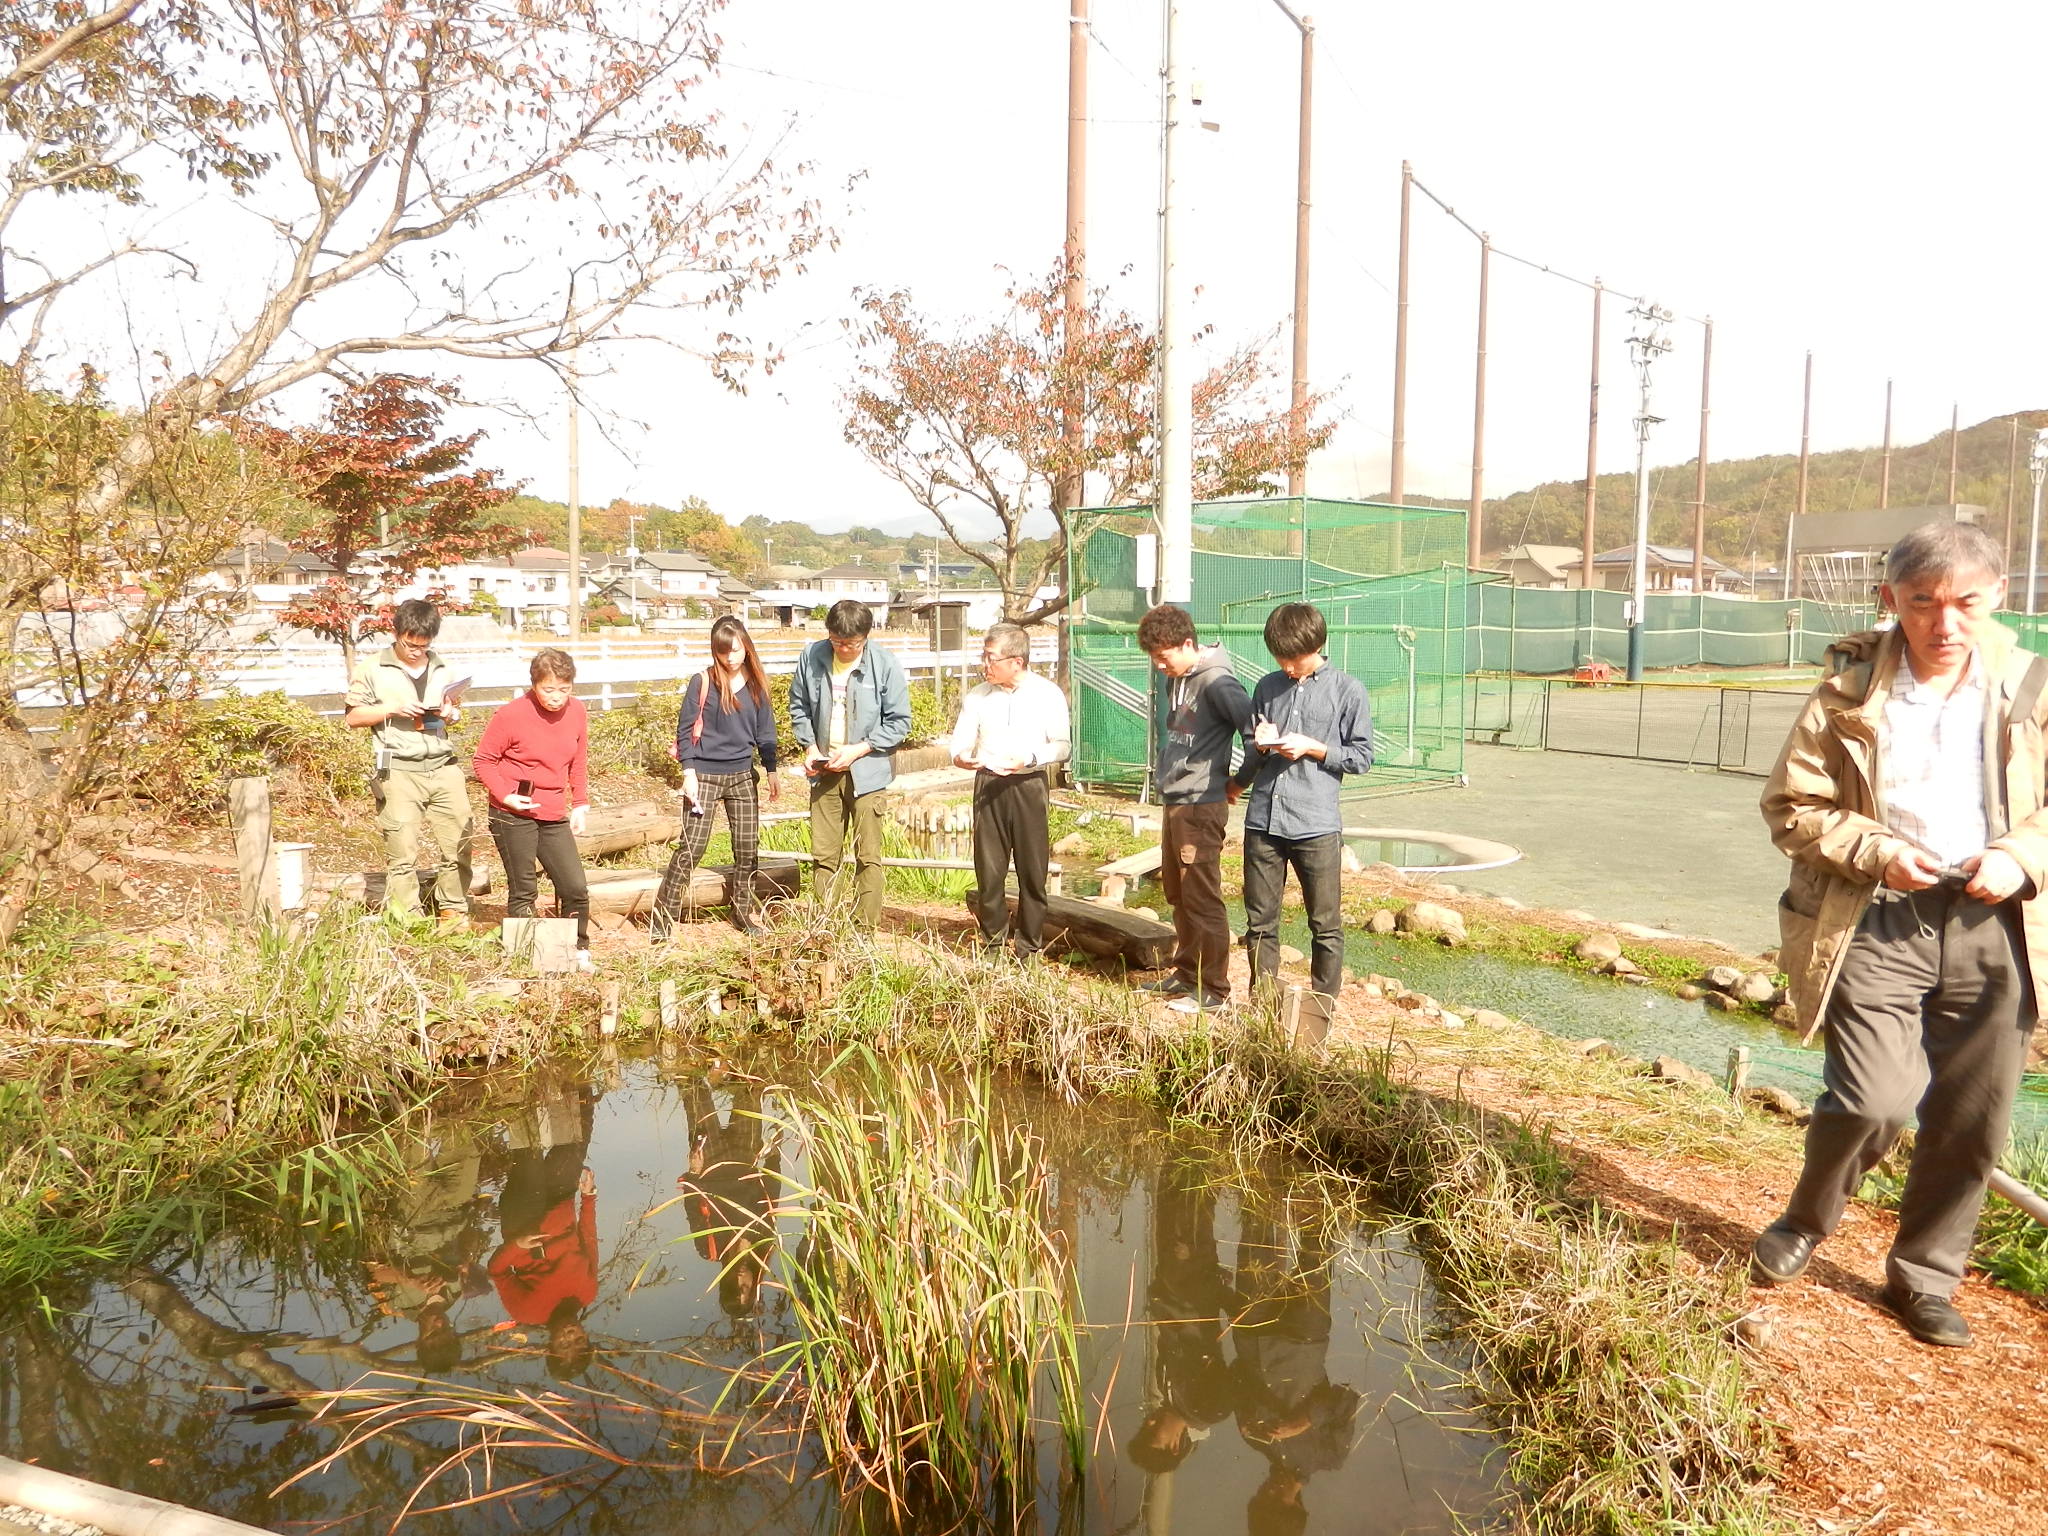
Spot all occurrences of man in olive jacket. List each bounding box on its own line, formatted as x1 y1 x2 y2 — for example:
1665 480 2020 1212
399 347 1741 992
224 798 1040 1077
1755 522 2048 1348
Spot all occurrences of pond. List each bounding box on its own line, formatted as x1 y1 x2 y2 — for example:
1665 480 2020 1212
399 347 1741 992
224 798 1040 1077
0 1051 1511 1535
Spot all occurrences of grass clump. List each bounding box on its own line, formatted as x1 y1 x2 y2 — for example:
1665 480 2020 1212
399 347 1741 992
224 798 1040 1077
753 1048 1084 1520
0 905 570 1290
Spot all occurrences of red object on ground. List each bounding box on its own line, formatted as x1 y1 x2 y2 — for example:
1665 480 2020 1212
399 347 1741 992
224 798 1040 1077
1573 660 1618 686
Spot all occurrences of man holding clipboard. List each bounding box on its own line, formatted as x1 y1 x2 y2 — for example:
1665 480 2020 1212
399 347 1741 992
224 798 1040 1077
344 597 475 930
949 622 1069 957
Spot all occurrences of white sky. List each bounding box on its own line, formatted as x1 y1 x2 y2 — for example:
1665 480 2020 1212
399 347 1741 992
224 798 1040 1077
38 0 2048 537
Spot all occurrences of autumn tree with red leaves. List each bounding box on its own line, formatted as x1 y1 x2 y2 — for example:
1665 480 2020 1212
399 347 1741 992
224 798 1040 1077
252 374 520 671
842 266 1334 625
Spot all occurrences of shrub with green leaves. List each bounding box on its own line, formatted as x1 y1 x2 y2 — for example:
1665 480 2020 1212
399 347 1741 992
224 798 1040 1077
142 690 364 818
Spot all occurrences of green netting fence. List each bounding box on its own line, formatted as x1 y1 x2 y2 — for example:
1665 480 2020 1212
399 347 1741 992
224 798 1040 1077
1067 498 1472 796
1469 585 1882 674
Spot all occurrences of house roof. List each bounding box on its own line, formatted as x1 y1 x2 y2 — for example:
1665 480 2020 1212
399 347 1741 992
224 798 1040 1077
1496 543 1582 580
718 575 756 596
813 562 886 581
1585 544 1735 572
636 549 720 573
509 546 572 570
755 563 816 581
602 577 668 603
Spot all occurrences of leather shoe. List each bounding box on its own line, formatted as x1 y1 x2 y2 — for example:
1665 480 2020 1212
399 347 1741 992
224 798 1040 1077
1750 1224 1818 1285
1881 1285 1971 1348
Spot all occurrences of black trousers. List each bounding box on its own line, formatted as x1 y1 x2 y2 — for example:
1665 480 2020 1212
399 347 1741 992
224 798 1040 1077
972 770 1050 953
1241 828 1345 1001
488 806 590 949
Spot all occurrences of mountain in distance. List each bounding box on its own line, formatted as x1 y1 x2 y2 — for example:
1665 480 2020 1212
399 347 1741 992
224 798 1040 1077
1475 411 2048 570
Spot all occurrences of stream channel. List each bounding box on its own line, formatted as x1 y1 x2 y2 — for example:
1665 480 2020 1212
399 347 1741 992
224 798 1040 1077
0 1051 1510 1535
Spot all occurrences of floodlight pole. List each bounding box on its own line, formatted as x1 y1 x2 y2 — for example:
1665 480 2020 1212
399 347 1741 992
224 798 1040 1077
1156 0 1193 606
2028 430 2048 617
1624 303 1674 682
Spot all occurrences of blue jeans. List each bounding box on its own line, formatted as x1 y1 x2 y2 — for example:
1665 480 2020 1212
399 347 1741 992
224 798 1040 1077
1241 829 1345 1001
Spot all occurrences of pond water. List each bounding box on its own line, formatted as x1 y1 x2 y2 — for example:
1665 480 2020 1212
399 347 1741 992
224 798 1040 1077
0 1052 1510 1535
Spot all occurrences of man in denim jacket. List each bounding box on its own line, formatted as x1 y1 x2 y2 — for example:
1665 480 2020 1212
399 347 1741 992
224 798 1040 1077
788 599 912 929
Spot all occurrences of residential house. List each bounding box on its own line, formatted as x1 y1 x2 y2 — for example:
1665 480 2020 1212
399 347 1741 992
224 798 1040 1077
1569 545 1745 594
1493 543 1583 589
807 561 893 628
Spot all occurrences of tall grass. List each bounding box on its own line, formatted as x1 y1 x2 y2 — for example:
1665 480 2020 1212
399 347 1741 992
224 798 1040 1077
751 1049 1084 1520
0 905 572 1289
645 923 1791 1536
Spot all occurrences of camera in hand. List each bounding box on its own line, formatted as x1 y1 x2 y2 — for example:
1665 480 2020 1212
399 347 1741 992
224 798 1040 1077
420 707 445 737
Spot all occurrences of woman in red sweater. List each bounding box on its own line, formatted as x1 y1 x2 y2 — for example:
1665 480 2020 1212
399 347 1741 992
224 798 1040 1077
474 648 593 969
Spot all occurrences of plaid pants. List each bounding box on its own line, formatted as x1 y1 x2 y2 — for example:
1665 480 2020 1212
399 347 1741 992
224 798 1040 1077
651 770 760 937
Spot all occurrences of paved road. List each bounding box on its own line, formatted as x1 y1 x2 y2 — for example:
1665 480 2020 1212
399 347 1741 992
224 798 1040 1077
1347 742 1790 954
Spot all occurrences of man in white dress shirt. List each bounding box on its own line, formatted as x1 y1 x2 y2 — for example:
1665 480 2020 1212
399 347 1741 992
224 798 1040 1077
1756 521 2048 1348
949 622 1071 957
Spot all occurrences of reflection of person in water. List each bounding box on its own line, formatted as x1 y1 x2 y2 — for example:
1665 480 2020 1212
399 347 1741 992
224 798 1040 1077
490 1085 598 1380
365 1126 492 1374
675 1077 780 1319
1231 1201 1362 1536
1128 1165 1240 1476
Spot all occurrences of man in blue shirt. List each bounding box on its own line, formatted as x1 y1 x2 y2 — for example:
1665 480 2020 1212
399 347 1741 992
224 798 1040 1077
1233 603 1374 1006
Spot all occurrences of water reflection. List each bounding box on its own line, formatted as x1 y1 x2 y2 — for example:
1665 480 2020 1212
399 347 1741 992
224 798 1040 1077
0 1057 1507 1534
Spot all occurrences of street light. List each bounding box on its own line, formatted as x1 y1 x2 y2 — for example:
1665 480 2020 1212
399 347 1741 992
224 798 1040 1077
1624 302 1674 681
2028 429 2048 616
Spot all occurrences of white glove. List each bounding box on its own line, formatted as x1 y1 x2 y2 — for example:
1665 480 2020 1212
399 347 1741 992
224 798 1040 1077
568 804 588 836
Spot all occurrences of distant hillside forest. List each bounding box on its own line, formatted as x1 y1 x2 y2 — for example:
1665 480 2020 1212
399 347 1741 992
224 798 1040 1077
487 493 1049 580
1471 410 2048 568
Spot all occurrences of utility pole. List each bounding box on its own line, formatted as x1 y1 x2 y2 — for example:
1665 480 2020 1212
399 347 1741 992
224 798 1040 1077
1624 302 1674 682
1788 351 1811 600
1272 3 1313 506
1388 160 1412 506
1879 378 1893 510
1156 0 1192 606
2005 418 2020 581
1691 316 1712 594
566 349 582 639
1059 0 1089 527
1581 280 1602 588
1947 401 1959 504
2025 424 2047 613
1469 232 1490 568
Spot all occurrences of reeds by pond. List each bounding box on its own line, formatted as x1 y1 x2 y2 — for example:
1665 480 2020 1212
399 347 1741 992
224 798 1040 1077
752 1048 1084 1520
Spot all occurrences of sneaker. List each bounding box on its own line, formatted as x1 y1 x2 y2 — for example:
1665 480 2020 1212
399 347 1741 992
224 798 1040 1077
573 950 597 975
1166 993 1231 1016
1138 975 1193 999
435 910 469 937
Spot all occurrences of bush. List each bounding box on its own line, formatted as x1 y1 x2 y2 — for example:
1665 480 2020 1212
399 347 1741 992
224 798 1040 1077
141 691 364 819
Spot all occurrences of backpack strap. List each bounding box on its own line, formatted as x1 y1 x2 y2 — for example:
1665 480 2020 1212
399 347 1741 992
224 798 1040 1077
690 668 713 747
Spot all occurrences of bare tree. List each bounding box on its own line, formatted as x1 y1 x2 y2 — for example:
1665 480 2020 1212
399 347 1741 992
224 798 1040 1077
843 267 1334 624
0 0 825 944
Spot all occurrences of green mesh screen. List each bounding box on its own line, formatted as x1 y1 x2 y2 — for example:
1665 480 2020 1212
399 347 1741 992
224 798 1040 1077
1068 498 1470 795
1469 586 1881 674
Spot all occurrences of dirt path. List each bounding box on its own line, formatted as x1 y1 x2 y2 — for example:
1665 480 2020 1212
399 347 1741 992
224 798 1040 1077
1310 975 2048 1536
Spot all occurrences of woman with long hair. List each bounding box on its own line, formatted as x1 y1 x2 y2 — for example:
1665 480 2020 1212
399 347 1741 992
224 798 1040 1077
651 616 781 937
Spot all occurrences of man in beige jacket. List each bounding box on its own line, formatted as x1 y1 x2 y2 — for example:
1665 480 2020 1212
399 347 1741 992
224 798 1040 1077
1756 522 2048 1347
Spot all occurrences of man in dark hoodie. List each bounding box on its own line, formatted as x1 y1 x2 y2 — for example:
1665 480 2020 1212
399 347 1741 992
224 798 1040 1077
1138 604 1255 1013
